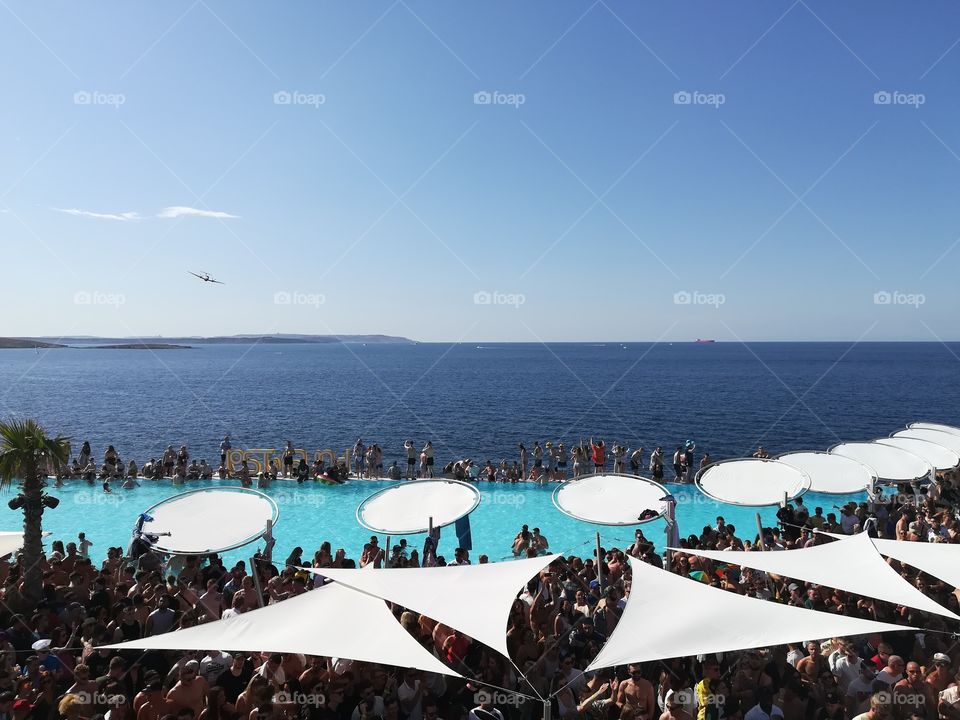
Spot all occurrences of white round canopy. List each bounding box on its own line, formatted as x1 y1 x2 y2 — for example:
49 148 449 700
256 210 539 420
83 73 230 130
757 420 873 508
695 459 810 506
892 428 960 455
829 442 933 483
357 480 480 534
907 422 960 437
776 451 876 494
142 488 279 555
874 437 960 471
552 473 669 526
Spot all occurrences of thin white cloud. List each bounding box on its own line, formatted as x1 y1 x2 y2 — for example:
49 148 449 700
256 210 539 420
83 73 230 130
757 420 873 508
54 207 141 221
157 206 239 219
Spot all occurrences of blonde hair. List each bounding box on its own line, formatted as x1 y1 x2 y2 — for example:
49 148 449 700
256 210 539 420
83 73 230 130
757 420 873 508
58 694 81 716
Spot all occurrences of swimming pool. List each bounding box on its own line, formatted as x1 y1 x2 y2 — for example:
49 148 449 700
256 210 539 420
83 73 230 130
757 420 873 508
4 480 865 565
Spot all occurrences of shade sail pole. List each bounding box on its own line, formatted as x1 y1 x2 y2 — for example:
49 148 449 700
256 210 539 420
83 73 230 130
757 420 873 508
596 532 604 590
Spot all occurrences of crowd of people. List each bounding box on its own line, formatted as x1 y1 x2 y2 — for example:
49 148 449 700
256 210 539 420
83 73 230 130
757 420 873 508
52 438 772 489
6 455 960 720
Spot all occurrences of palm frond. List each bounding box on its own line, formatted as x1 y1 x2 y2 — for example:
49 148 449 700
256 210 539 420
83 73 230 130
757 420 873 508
0 418 71 490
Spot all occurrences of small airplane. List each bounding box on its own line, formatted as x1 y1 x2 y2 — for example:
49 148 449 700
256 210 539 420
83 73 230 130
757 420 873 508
188 271 224 284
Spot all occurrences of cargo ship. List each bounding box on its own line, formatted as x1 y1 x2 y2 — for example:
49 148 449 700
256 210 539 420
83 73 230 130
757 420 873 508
694 339 716 344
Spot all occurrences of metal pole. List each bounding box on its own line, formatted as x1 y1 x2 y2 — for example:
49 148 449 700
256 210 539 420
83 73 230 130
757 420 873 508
384 535 391 568
595 532 604 590
756 512 765 551
542 699 552 720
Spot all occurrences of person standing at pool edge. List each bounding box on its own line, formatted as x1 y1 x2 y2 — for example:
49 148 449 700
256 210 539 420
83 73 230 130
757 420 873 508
423 441 434 478
220 435 231 469
591 438 606 474
353 438 366 478
404 440 416 480
650 446 664 480
282 440 295 478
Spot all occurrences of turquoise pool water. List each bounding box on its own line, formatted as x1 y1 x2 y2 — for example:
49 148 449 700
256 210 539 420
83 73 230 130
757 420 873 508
4 480 865 565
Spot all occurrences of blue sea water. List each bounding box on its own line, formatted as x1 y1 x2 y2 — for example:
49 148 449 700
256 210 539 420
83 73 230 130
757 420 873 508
0 341 958 561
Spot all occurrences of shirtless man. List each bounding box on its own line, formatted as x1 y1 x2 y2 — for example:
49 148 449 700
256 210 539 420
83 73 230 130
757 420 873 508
733 651 773 707
937 669 960 720
162 446 176 477
660 694 695 720
617 664 657 720
135 676 170 720
797 641 830 684
531 528 549 552
166 661 208 717
198 579 223 620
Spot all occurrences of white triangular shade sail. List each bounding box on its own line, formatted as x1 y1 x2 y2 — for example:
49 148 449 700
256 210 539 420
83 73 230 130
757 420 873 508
587 556 912 670
874 438 960 471
825 532 960 591
102 581 459 677
907 422 960 437
0 532 51 558
871 539 960 590
0 532 26 558
311 554 557 660
675 532 958 620
891 429 960 456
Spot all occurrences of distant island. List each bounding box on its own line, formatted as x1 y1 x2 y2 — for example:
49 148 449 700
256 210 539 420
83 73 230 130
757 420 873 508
81 343 191 350
0 338 67 349
0 334 414 349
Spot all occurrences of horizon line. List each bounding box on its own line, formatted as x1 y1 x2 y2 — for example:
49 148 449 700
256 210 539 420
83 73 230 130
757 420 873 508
16 336 960 345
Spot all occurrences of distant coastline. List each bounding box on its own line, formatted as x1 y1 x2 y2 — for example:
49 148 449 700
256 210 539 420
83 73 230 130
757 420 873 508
0 334 414 349
81 343 191 350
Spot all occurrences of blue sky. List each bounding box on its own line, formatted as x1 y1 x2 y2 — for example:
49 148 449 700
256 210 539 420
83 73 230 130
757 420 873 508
2 1 959 342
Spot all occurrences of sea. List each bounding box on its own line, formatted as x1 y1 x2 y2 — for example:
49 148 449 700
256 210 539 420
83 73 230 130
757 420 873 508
2 341 959 466
0 341 958 562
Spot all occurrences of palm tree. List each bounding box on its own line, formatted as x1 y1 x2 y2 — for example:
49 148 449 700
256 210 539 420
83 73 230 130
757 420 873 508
0 419 69 608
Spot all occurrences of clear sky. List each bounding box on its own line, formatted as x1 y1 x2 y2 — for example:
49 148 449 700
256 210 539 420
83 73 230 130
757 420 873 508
2 1 959 342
